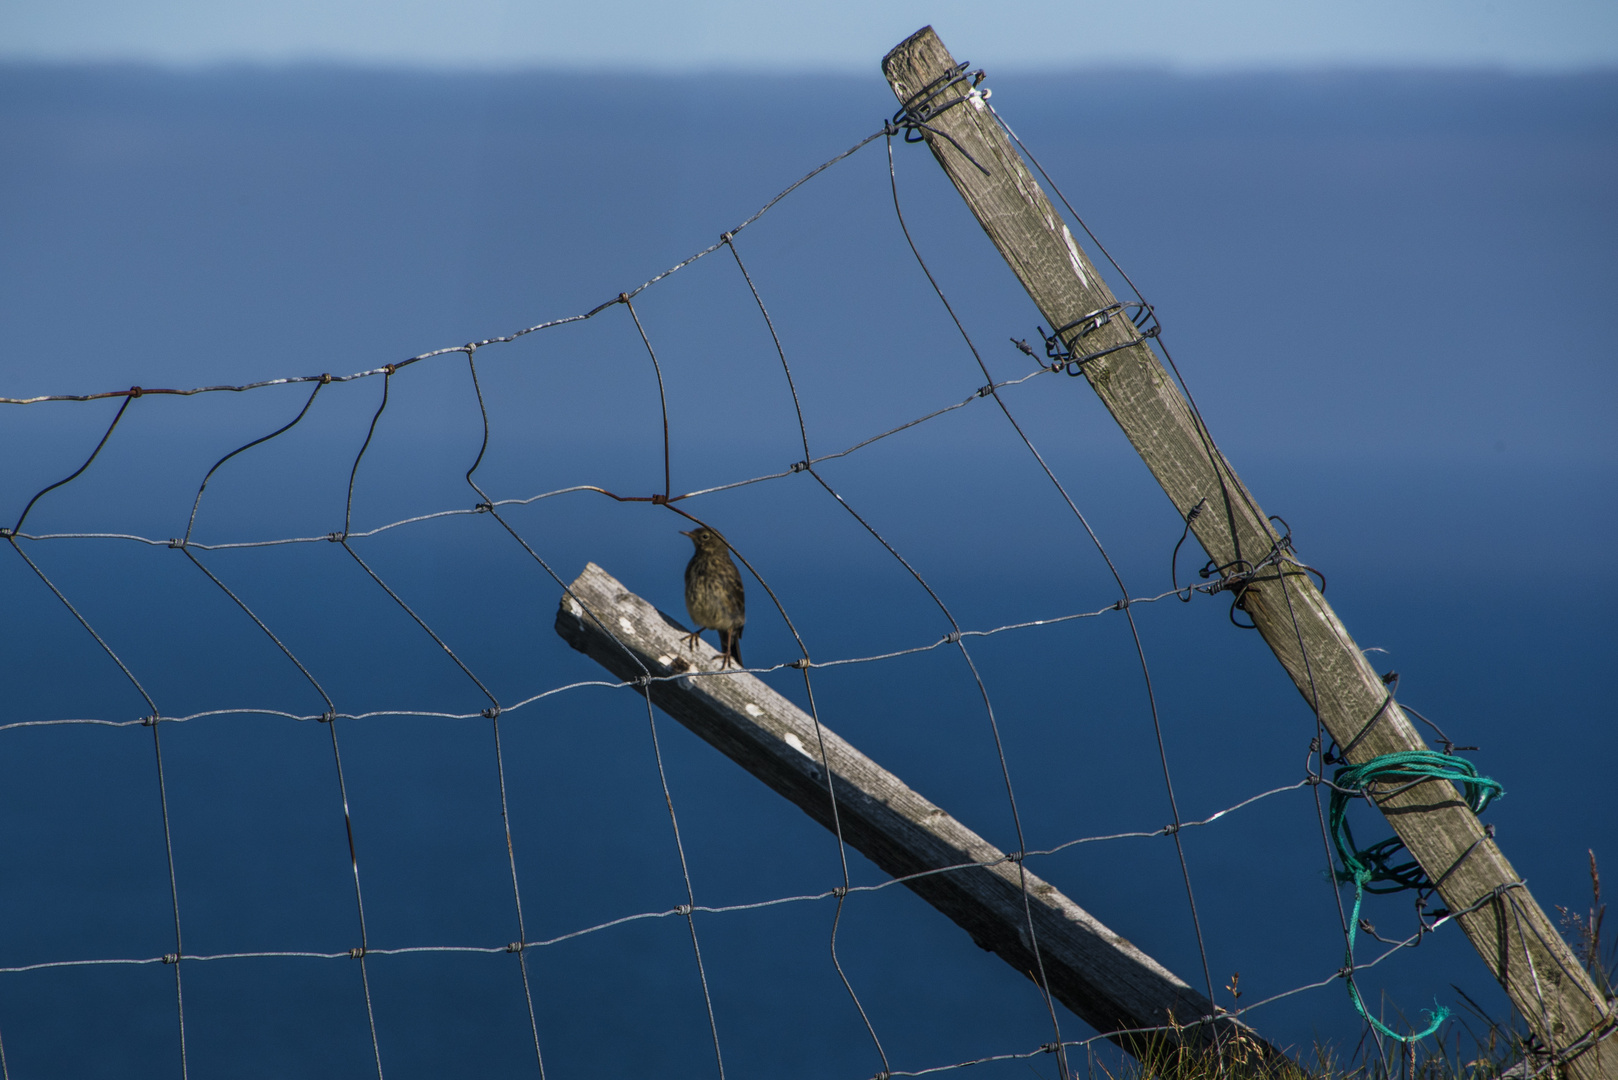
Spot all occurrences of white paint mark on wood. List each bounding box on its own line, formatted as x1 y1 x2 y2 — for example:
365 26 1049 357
656 655 672 667
617 616 633 634
783 731 811 758
744 703 763 717
1061 225 1090 289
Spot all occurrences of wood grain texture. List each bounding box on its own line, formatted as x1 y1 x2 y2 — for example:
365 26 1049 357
554 562 1274 1056
882 26 1614 1077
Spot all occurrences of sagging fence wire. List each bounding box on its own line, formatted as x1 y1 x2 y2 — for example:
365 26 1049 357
0 95 1490 1080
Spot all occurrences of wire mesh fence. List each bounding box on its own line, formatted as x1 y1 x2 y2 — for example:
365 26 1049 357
1 69 1595 1080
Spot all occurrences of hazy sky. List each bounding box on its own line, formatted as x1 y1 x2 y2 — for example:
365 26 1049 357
3 0 1615 71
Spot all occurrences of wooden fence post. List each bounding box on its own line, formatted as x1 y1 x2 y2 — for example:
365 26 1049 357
881 26 1614 1079
555 562 1277 1059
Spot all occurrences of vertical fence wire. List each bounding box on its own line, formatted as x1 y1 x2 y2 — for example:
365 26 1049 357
0 100 1532 1080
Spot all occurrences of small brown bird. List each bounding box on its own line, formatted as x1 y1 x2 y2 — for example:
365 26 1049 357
681 526 745 668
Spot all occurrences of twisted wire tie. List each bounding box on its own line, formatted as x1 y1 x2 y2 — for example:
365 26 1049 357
1329 750 1502 1042
887 63 991 173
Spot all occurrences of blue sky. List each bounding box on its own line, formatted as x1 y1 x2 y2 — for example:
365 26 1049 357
3 0 1616 71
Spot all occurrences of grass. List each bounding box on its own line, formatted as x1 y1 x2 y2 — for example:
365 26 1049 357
1087 852 1613 1080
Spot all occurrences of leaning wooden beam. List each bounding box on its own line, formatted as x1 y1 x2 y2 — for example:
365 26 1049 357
555 561 1273 1057
881 25 1614 1079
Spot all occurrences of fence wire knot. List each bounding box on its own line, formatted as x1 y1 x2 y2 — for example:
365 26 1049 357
505 941 525 954
832 885 850 899
1037 301 1159 376
674 904 693 916
482 706 501 720
789 459 809 473
942 630 962 645
162 953 178 964
349 947 366 959
888 62 990 173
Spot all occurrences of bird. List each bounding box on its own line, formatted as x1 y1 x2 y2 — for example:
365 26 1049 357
680 525 745 668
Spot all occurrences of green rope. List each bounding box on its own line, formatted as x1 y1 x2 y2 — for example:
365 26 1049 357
1328 749 1504 1044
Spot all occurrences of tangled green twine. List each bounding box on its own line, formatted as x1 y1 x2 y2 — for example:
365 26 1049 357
1329 749 1504 1043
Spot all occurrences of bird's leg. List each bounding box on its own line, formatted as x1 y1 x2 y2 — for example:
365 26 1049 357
718 629 735 669
680 629 702 653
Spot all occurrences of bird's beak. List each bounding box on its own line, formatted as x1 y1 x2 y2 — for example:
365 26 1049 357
680 529 696 538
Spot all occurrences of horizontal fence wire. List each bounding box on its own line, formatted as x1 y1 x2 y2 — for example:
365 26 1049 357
0 97 1494 1080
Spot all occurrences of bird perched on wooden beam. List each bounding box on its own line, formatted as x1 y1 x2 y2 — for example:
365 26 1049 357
680 526 745 668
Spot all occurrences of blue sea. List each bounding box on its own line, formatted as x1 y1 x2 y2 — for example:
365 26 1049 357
1 64 1614 1078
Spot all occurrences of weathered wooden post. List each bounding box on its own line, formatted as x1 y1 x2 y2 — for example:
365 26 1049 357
881 25 1614 1078
555 562 1277 1059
